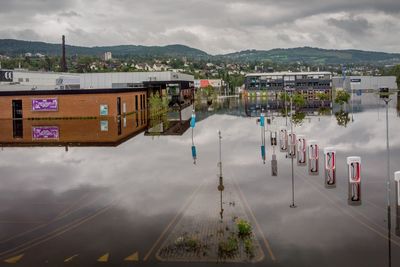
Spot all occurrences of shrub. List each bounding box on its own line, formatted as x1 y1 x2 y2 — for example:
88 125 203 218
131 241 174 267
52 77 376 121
236 219 252 237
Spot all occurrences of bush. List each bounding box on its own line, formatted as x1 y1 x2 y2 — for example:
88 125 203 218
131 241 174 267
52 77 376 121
218 236 239 258
236 219 252 237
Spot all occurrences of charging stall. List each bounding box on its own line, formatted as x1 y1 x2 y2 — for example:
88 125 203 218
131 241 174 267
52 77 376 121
347 156 361 205
297 135 307 166
324 147 336 188
308 140 319 175
279 127 288 152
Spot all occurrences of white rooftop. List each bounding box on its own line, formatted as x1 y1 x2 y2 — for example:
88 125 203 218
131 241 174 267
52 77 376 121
246 71 332 77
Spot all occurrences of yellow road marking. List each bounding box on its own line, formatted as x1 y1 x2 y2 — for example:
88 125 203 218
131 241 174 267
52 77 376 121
4 254 24 264
143 181 205 261
64 254 79 262
124 252 139 261
233 179 277 262
97 253 109 262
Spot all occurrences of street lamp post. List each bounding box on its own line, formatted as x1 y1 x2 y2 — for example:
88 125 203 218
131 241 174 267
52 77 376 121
286 87 296 208
383 97 392 267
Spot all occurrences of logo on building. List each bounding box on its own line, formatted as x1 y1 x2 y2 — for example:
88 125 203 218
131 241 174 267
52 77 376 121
0 70 13 82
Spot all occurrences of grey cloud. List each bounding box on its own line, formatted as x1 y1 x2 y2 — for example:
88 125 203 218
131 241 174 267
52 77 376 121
0 0 399 53
327 16 372 36
59 11 81 17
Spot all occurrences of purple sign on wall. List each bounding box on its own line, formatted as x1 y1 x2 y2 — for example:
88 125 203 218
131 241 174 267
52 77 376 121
32 98 58 111
32 126 60 140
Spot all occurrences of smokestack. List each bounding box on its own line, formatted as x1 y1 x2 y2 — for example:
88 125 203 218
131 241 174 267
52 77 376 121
61 35 68 72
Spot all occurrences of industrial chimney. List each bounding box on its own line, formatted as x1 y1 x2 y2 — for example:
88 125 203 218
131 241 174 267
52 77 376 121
60 35 68 72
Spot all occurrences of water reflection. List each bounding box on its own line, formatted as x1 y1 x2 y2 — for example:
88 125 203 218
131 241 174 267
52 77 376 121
0 94 399 266
335 109 351 127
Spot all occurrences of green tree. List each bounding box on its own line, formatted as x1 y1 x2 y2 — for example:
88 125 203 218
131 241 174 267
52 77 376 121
292 93 306 109
316 92 329 108
334 90 350 106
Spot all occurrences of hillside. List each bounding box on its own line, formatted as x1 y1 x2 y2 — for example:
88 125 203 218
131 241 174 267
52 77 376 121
1 39 400 65
220 47 400 64
0 39 209 59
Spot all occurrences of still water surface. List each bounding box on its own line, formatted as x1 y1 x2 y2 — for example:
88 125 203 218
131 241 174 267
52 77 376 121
0 93 399 266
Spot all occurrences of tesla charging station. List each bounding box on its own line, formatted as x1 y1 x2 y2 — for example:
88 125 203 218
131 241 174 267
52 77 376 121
324 147 336 188
279 127 288 152
347 156 361 205
297 135 306 166
308 140 319 175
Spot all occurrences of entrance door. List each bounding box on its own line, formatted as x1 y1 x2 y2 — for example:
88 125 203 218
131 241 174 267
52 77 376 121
12 100 23 119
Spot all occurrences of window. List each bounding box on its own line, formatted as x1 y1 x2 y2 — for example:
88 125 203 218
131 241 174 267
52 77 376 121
135 95 138 111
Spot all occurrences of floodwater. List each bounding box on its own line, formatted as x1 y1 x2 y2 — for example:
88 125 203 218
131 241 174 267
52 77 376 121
0 93 399 266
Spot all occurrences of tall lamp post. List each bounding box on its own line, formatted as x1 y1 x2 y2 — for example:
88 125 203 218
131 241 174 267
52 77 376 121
380 88 392 267
286 87 296 208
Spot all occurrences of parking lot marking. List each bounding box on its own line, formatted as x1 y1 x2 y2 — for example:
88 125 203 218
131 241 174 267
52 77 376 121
64 254 79 262
4 254 24 264
97 253 109 262
124 252 139 261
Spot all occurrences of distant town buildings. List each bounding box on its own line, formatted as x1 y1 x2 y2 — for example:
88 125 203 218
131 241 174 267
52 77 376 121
104 52 112 61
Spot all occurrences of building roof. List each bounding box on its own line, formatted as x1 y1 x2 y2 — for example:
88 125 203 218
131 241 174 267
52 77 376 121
246 71 332 77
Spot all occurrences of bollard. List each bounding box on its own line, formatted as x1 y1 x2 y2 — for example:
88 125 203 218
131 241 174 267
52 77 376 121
308 140 319 175
279 127 288 152
297 135 307 166
261 144 266 164
191 144 197 164
395 171 400 237
260 111 265 127
288 132 296 158
270 131 277 146
347 157 361 206
271 154 278 176
190 110 196 128
324 147 336 188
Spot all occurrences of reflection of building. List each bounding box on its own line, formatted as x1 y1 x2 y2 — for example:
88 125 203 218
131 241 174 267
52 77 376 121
0 114 147 147
245 72 332 108
145 104 193 136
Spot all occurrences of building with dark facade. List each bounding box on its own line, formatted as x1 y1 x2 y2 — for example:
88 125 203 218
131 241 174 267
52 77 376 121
244 72 332 106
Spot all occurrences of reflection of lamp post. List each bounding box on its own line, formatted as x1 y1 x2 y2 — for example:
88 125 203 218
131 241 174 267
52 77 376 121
218 130 224 221
286 87 296 208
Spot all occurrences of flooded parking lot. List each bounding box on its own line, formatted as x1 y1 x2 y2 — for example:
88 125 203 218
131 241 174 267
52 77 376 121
0 93 400 266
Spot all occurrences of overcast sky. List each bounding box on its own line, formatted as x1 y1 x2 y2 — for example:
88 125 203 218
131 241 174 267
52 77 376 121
0 0 399 55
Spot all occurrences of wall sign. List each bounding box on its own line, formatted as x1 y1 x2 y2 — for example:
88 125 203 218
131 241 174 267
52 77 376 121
0 70 13 82
100 105 108 116
32 126 60 140
32 99 58 111
100 120 109 131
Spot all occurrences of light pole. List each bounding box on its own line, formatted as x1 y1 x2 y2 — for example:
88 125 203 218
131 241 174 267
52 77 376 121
383 97 392 267
286 88 296 208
